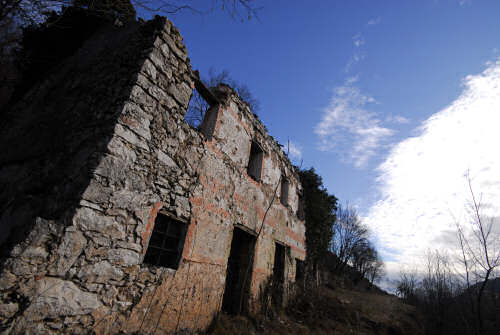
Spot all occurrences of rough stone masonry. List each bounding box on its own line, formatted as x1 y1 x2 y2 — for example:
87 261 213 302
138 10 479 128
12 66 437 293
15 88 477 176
0 16 306 334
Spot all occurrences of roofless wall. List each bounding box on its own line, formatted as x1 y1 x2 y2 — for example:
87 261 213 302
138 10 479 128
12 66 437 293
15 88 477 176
0 16 305 334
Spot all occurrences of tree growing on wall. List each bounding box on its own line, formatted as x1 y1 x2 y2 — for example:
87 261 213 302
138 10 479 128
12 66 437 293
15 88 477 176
1 0 138 109
0 0 138 59
298 168 338 276
0 0 259 108
0 0 258 58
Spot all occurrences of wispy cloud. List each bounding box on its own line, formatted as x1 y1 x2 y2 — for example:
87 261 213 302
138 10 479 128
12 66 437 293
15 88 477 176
345 33 365 72
385 114 410 124
365 58 500 278
367 17 381 26
287 140 302 160
345 54 364 73
353 33 365 47
315 77 394 168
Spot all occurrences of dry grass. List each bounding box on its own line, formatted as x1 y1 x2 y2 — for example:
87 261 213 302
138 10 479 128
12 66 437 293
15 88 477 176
208 286 424 335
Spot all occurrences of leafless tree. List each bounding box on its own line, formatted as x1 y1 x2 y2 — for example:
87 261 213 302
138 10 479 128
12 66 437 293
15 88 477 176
455 171 500 335
330 204 369 274
350 239 375 277
396 270 418 302
133 0 259 20
367 258 385 285
0 0 258 63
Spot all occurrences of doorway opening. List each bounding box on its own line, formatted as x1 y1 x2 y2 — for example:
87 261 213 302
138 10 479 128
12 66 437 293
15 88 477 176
222 226 256 315
272 242 286 308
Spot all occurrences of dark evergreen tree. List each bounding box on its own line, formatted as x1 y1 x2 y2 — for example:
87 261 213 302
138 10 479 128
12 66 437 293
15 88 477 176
299 168 338 272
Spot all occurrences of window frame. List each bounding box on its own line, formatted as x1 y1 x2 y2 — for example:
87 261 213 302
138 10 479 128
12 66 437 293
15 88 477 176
143 212 188 270
247 140 264 182
280 175 289 206
297 189 305 221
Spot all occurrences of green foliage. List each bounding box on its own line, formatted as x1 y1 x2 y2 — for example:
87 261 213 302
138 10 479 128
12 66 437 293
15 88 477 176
299 168 338 267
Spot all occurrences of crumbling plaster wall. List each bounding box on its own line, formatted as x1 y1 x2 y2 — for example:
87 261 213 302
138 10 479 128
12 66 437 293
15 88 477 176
0 15 305 335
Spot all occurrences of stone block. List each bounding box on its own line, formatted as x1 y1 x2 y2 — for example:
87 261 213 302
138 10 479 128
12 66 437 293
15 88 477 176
73 207 126 240
52 229 87 276
107 248 140 266
161 32 187 61
0 302 18 319
0 271 17 290
24 278 101 321
78 261 124 283
114 123 149 151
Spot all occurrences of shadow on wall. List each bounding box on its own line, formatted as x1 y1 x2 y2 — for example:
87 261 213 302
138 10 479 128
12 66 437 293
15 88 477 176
0 18 166 265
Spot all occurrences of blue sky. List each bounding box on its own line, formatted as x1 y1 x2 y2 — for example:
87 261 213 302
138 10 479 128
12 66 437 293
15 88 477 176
142 0 500 286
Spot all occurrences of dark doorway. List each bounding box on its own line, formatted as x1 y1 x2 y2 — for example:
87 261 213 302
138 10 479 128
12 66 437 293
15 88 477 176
272 242 286 308
222 227 256 315
295 259 305 281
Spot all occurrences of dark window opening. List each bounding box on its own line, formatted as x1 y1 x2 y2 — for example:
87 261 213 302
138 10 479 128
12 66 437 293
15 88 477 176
272 242 286 308
247 141 264 182
143 213 187 270
280 176 289 206
297 191 305 221
295 259 305 281
222 227 256 315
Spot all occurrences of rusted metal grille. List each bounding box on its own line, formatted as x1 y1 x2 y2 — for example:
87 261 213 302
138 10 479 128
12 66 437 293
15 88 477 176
144 213 187 269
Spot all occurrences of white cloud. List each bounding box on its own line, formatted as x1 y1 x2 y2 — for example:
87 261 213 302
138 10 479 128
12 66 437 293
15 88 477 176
315 77 394 168
287 141 302 160
367 17 381 26
365 59 500 280
385 114 410 124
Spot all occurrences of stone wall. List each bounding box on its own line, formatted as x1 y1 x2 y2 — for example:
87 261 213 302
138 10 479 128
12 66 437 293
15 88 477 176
0 16 306 334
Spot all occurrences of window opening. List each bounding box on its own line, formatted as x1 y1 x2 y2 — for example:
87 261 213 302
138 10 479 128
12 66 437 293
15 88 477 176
297 191 305 221
222 227 256 315
247 140 264 182
185 76 220 131
280 176 289 206
185 87 205 128
143 213 187 270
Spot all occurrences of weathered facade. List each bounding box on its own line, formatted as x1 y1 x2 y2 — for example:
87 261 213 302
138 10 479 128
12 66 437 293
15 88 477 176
0 17 306 334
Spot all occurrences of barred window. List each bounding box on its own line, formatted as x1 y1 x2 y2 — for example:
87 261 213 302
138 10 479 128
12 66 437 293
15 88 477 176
143 213 187 270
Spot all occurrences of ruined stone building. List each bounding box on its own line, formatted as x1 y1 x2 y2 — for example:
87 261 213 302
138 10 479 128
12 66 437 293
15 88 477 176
0 16 306 334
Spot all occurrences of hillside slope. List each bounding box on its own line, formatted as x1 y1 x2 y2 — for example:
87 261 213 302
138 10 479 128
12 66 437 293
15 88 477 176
209 285 424 335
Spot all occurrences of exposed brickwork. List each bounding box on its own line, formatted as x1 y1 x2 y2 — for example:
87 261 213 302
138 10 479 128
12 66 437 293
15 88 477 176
0 16 306 334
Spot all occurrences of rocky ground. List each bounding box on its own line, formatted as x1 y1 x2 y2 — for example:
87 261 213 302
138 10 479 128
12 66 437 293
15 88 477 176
208 285 424 335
